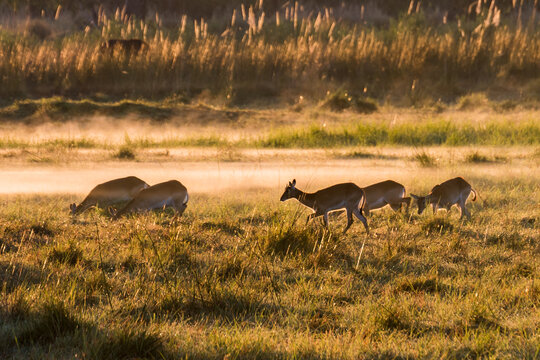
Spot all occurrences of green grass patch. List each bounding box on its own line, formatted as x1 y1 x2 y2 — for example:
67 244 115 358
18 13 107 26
258 121 540 148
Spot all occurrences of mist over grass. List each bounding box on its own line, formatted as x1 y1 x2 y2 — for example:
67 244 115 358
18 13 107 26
1 118 538 149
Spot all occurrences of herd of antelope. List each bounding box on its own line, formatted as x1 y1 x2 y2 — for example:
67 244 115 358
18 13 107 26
71 175 477 234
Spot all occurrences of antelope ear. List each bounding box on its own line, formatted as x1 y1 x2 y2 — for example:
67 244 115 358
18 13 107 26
107 206 117 217
292 179 296 186
69 203 76 212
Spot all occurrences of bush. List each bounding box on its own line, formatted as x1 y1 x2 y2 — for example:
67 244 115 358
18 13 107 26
114 146 136 160
414 151 436 167
466 151 490 163
457 93 490 110
321 90 378 113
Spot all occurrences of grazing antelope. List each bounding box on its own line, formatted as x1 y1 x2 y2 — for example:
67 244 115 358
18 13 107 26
100 39 148 55
362 180 411 216
411 177 477 219
280 179 369 234
70 176 149 216
112 180 188 219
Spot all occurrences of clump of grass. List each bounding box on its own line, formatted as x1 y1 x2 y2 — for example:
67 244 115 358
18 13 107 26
338 150 375 159
89 328 165 360
320 90 377 113
47 244 84 266
1 291 30 320
485 231 523 249
519 217 537 229
467 305 502 330
16 301 81 345
414 151 437 167
509 262 535 278
395 276 447 294
30 222 55 237
114 146 136 160
201 221 244 235
321 91 352 112
354 98 379 114
493 100 518 112
457 93 491 110
375 304 410 332
466 151 491 163
264 226 317 256
422 218 454 234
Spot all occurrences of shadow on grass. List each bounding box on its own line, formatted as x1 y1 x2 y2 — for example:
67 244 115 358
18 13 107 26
0 300 172 360
0 262 44 294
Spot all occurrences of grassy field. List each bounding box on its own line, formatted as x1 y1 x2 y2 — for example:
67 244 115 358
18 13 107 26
0 106 539 152
0 147 538 359
1 2 539 358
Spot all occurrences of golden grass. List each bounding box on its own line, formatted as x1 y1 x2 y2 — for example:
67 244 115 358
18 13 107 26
0 4 538 103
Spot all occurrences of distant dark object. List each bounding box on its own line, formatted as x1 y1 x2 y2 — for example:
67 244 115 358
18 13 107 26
100 39 148 55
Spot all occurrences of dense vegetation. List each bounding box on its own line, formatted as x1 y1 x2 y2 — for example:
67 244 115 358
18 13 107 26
0 0 538 106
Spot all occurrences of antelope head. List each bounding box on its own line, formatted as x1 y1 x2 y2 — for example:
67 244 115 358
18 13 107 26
410 194 428 215
280 179 298 201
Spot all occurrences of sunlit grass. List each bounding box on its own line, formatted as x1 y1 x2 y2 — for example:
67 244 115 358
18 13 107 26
0 4 538 104
0 170 538 358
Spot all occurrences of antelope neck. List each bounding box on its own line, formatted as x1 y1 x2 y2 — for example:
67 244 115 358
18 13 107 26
293 189 316 209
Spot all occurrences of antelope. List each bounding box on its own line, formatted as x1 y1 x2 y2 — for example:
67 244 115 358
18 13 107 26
100 39 148 55
70 176 149 216
362 180 411 216
411 177 477 219
112 180 188 219
280 179 369 234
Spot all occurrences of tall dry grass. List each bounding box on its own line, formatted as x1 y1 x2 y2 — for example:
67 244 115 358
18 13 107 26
0 1 539 102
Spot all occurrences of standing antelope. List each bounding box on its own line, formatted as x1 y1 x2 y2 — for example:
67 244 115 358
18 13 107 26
411 177 477 219
112 180 189 219
280 179 369 234
70 176 149 216
362 180 411 216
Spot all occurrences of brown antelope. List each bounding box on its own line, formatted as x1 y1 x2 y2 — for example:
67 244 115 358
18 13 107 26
100 39 148 55
280 179 369 234
112 180 188 219
362 180 411 216
70 176 149 216
411 177 477 219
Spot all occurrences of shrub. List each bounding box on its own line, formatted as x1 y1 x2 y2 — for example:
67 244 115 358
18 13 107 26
457 93 490 110
321 91 378 113
114 146 136 160
414 151 436 167
466 151 490 163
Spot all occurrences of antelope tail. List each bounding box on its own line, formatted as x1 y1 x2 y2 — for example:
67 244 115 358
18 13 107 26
471 189 477 201
360 189 367 210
